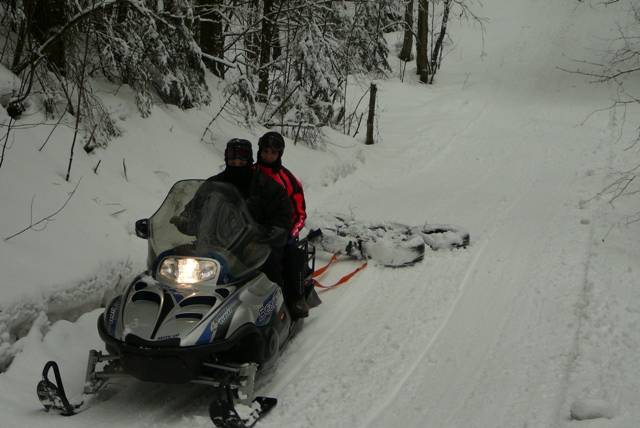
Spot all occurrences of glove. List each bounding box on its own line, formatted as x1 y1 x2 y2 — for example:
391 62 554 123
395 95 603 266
305 228 323 241
170 215 193 235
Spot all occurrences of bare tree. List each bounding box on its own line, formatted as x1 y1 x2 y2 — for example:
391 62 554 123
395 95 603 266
257 0 275 103
365 83 377 145
560 0 640 222
416 0 430 83
198 0 226 77
399 0 414 62
429 0 451 82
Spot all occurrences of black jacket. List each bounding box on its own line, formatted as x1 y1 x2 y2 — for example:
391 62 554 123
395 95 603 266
179 168 293 247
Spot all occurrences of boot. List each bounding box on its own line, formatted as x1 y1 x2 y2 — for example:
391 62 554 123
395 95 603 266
289 297 309 319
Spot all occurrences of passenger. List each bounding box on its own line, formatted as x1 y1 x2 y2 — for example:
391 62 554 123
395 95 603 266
256 131 309 318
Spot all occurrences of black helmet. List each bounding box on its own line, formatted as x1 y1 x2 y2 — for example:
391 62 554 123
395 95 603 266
258 131 285 153
224 138 253 164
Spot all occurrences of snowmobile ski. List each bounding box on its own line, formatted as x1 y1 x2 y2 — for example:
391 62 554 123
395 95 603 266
209 387 278 428
36 361 81 416
36 351 116 417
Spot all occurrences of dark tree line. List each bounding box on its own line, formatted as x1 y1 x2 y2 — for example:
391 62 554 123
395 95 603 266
0 0 481 149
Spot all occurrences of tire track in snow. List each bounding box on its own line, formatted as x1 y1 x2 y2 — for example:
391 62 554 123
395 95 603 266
262 264 382 397
258 264 429 426
357 155 536 427
550 221 595 428
362 116 602 427
259 249 476 428
550 95 619 427
357 236 491 428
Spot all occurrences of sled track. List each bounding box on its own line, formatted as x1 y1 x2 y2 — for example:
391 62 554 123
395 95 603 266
256 244 482 428
357 239 489 428
265 276 366 397
550 220 596 427
357 174 532 427
263 259 427 393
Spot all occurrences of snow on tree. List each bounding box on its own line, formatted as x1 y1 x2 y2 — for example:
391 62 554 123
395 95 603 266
0 0 210 128
96 0 210 116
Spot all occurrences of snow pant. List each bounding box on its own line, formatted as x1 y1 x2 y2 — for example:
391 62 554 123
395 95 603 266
261 245 284 287
283 239 308 301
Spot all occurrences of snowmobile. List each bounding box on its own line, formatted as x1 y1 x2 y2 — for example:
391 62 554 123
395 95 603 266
36 180 319 428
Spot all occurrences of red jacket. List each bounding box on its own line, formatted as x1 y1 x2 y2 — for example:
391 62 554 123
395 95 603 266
256 164 306 238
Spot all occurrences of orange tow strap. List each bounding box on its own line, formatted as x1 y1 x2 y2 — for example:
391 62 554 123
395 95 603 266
312 253 339 278
312 261 368 292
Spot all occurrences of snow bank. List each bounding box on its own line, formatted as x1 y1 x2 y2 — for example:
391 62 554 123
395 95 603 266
0 260 133 370
0 64 20 107
570 399 616 421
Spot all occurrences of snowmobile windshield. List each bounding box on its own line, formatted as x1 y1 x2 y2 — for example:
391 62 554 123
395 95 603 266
147 180 271 281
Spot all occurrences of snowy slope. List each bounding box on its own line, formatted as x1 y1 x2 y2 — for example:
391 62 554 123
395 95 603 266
2 0 640 427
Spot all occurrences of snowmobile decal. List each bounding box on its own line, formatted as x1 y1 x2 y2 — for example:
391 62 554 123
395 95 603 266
210 298 240 341
255 292 278 327
156 334 180 341
105 296 121 335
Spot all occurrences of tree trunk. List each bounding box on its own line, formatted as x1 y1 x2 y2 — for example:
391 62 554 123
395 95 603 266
430 0 450 81
198 0 225 77
365 83 377 145
257 0 274 103
245 0 260 64
11 21 27 72
398 0 414 62
116 1 128 23
416 0 430 83
272 28 281 59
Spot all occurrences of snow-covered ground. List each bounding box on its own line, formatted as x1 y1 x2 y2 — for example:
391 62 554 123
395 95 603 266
2 0 639 427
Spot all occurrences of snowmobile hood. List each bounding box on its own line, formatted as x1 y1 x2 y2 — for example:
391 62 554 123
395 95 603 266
105 272 285 347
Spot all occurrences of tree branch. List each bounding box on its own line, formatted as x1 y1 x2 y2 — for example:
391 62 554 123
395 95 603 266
4 179 82 241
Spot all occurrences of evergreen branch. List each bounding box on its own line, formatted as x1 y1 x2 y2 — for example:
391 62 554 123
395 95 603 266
14 0 168 75
14 0 120 74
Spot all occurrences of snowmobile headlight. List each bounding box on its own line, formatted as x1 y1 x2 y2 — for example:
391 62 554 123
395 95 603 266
158 257 221 285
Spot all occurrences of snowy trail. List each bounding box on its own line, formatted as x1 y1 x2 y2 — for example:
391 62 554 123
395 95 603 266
266 1 614 427
0 0 624 427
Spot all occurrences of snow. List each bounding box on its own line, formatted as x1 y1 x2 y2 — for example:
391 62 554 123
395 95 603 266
1 0 640 427
570 399 616 421
0 65 20 106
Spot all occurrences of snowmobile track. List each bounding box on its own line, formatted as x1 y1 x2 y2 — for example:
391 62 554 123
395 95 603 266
357 238 490 428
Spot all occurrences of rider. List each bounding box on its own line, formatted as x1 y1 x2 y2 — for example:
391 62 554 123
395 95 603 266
173 138 292 289
256 131 309 318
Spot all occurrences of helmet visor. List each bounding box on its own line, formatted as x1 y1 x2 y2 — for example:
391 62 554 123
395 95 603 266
226 146 252 162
